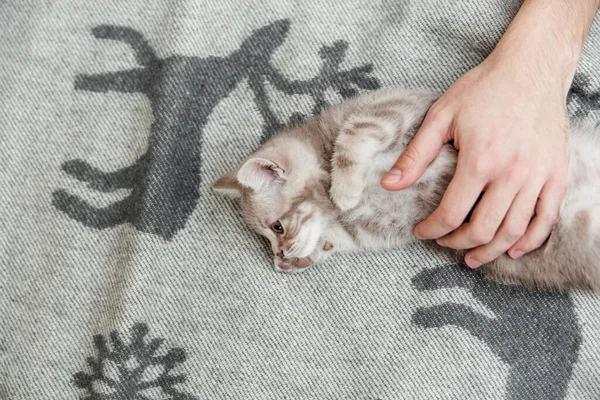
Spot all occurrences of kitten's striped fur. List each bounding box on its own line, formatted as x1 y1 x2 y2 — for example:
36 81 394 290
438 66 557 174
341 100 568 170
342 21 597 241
213 88 600 291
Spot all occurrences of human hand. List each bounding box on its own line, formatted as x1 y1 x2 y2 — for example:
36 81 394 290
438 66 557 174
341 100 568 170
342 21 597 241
381 53 570 268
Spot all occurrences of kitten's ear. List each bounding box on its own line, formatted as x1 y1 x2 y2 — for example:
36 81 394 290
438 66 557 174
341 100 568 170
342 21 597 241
211 170 243 199
236 157 287 191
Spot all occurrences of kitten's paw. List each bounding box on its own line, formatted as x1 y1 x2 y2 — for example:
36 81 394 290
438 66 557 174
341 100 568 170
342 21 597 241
273 242 333 274
274 256 313 274
332 193 362 211
330 178 364 211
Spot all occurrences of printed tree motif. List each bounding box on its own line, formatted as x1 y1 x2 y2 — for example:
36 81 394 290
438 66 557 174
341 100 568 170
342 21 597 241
73 323 197 400
52 20 380 240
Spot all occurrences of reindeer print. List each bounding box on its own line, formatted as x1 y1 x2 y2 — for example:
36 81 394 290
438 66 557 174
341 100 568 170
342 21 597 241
53 20 380 239
411 265 581 400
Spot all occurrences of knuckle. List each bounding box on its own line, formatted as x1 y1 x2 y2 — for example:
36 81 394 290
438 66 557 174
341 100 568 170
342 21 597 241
468 225 494 245
540 208 560 225
471 156 494 178
426 104 445 122
439 210 463 230
401 144 421 166
529 162 551 178
506 163 529 182
512 148 530 167
503 223 527 243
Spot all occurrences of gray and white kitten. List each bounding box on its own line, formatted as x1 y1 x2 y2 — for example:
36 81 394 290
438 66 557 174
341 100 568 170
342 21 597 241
213 88 600 291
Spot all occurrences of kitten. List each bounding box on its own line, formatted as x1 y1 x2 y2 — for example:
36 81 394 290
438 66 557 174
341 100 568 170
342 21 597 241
213 88 600 291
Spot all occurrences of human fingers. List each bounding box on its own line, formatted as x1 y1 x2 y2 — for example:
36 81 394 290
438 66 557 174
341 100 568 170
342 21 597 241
413 156 487 240
463 184 540 268
435 179 520 253
508 176 566 258
381 106 452 191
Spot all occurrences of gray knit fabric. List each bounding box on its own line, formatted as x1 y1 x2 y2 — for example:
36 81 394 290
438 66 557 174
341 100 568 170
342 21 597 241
2 1 600 399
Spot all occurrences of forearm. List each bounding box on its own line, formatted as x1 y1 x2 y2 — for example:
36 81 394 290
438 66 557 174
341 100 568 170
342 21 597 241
489 0 600 96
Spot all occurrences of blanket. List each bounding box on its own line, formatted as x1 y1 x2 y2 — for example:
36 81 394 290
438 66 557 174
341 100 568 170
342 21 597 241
2 1 600 398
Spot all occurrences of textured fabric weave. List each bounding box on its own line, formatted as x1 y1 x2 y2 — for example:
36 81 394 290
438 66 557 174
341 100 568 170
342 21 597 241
1 1 600 399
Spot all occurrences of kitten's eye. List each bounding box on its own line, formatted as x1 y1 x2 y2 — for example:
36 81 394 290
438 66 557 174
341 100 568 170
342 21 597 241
270 221 284 234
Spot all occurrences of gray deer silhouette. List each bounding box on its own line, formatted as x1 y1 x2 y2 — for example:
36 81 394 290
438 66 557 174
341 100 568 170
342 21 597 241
53 20 379 239
412 265 581 400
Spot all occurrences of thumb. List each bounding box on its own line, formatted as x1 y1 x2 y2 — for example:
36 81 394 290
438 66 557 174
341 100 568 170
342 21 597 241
381 110 451 191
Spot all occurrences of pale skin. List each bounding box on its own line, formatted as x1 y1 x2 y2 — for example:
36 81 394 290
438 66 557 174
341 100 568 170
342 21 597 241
381 0 600 269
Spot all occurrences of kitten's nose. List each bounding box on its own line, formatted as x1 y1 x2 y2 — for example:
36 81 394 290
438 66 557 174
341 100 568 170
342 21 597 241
277 251 284 258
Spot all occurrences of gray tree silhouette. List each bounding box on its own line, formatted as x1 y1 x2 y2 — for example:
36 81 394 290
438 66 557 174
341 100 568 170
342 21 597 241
73 323 197 400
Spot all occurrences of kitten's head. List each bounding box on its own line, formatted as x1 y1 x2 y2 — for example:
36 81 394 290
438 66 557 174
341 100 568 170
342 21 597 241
212 136 336 273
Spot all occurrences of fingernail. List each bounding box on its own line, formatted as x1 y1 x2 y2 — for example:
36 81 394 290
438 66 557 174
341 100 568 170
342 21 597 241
381 168 403 184
510 250 524 259
435 238 446 247
466 258 482 269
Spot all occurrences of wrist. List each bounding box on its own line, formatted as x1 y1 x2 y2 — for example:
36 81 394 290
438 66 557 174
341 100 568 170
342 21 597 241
485 0 599 98
485 40 576 100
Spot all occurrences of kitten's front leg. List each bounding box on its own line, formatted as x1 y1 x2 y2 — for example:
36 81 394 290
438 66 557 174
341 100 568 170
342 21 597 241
331 115 399 211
